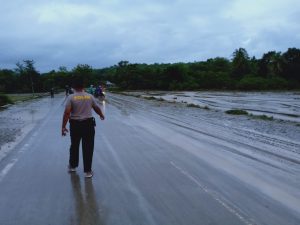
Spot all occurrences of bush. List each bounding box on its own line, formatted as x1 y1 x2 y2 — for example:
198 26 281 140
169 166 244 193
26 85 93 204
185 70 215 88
237 75 268 90
196 71 234 89
287 79 300 89
226 109 248 115
250 114 274 121
187 103 201 108
0 94 13 106
143 96 156 100
267 76 289 89
237 75 292 90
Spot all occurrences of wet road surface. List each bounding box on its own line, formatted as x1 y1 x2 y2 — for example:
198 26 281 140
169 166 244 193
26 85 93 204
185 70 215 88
0 93 299 225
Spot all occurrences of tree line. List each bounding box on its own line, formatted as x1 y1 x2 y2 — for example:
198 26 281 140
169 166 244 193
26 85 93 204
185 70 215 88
0 47 300 93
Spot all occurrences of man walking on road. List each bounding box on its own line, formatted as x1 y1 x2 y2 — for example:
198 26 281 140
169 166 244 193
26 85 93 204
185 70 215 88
61 76 105 178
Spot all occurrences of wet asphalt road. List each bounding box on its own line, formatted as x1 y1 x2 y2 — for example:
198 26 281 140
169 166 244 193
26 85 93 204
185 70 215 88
0 93 299 225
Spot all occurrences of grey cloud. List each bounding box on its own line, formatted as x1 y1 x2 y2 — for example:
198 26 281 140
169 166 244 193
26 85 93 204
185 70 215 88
0 0 299 72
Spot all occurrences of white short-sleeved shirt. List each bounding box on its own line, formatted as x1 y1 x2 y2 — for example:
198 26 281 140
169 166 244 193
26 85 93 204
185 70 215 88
65 91 97 120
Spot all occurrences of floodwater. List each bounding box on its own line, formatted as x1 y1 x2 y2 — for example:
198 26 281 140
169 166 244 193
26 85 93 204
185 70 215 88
0 92 300 225
0 95 61 161
137 91 300 122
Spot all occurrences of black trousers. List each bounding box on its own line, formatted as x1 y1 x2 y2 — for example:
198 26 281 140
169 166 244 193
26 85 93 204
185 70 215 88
69 118 95 172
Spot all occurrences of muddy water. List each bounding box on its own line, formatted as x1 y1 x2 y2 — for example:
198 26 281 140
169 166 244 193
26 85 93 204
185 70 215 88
0 92 299 224
0 95 63 160
135 91 300 122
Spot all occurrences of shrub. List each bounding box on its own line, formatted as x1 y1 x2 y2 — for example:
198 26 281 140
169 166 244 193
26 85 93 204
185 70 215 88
187 103 201 108
226 109 248 115
237 75 268 90
143 96 156 100
250 114 274 121
267 76 288 89
0 94 13 106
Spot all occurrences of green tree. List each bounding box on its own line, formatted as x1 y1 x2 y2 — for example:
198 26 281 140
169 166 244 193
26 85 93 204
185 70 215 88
231 48 251 79
258 51 282 77
0 69 18 93
206 57 231 72
41 70 56 91
162 64 188 89
237 75 268 90
281 48 300 81
72 64 94 87
15 60 40 93
114 61 130 88
58 66 68 73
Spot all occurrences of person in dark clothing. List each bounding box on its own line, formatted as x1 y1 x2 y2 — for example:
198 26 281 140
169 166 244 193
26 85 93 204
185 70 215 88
65 85 70 96
68 87 74 95
50 88 54 98
62 76 105 178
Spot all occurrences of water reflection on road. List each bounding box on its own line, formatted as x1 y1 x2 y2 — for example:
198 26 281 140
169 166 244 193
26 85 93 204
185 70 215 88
70 173 103 225
99 100 106 115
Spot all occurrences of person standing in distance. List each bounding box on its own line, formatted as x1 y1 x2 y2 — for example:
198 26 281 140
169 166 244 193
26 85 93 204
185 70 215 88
61 76 105 178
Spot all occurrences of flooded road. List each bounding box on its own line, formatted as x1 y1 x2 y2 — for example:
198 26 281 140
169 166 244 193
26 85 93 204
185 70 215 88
136 91 300 122
0 93 299 225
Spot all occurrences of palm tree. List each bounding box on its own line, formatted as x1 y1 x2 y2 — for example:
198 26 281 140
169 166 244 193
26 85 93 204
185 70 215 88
231 48 250 79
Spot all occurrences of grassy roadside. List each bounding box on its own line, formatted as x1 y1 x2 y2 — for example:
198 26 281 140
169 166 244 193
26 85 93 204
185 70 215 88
0 93 48 107
0 94 13 106
7 93 38 103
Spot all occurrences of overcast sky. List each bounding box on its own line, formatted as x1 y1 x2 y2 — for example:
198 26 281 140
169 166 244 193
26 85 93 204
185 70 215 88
0 0 299 72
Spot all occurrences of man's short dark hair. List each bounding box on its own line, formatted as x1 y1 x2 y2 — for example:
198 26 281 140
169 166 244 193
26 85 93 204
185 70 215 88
71 75 84 89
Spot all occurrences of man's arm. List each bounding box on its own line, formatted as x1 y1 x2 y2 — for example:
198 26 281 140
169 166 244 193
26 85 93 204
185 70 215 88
93 105 105 120
62 105 71 136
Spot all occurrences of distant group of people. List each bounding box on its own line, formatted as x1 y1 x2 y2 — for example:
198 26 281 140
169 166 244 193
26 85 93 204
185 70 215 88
62 84 105 99
86 84 105 99
49 85 74 98
48 84 105 98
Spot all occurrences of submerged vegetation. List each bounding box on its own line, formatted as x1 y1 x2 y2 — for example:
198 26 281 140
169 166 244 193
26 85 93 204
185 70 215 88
225 109 276 121
143 96 157 100
250 114 274 121
187 103 201 108
226 109 249 115
187 103 210 110
1 48 300 94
